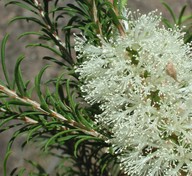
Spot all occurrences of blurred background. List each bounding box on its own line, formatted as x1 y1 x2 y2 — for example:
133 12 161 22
0 0 192 175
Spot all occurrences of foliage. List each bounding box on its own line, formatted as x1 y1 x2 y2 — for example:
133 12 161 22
162 1 192 43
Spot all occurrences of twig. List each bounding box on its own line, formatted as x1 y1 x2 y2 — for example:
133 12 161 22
0 84 101 138
0 106 38 124
33 0 74 65
92 0 103 36
112 5 125 36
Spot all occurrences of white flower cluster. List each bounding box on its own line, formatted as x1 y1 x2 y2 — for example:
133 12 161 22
75 11 192 176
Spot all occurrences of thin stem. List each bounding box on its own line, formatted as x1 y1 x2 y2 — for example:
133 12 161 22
107 0 125 36
0 106 38 124
113 6 125 36
92 0 103 36
33 0 74 65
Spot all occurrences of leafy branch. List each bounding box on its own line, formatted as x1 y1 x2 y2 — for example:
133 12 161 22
0 0 130 175
0 83 101 137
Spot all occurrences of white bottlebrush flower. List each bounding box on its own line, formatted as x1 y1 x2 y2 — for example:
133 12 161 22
75 10 192 176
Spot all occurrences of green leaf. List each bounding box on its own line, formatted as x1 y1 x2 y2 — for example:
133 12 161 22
25 160 48 175
99 154 111 174
162 18 173 28
3 151 12 176
0 115 18 129
17 31 43 40
55 73 71 113
74 135 101 157
0 123 23 133
1 34 11 88
21 111 45 117
66 79 77 114
6 100 31 106
113 0 118 9
40 28 73 65
162 2 177 24
181 14 192 23
43 56 65 66
7 0 37 8
14 55 28 97
178 5 187 26
35 65 50 112
57 135 77 143
5 1 37 13
27 124 43 142
6 125 31 151
75 108 93 129
120 0 127 8
185 33 192 43
17 168 26 176
10 167 26 176
9 16 46 27
44 129 79 150
63 16 77 54
67 4 87 16
26 43 62 57
108 8 122 28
